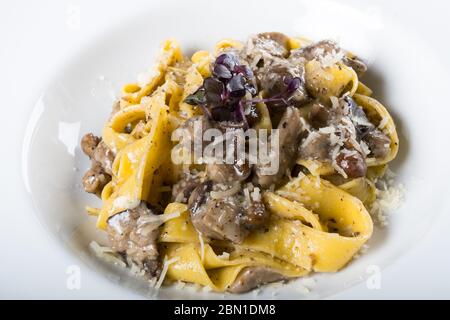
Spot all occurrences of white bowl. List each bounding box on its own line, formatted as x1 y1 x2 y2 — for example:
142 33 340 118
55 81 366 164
22 0 450 299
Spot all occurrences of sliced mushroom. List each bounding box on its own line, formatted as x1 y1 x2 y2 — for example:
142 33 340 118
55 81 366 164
289 40 341 63
92 141 115 175
228 267 286 293
171 173 204 203
363 130 391 158
241 32 290 71
258 60 309 108
299 131 331 161
344 56 367 77
188 181 269 243
80 133 115 195
81 133 100 158
289 40 367 76
253 107 305 188
206 162 251 184
309 102 330 129
335 150 367 178
188 181 249 244
82 162 111 195
258 32 291 54
107 201 162 277
241 201 269 231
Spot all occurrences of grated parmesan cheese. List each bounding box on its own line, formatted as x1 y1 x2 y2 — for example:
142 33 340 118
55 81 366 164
315 176 321 189
155 256 179 289
378 116 389 130
112 196 140 212
360 140 371 156
243 187 251 204
300 131 321 149
202 286 213 293
198 231 205 262
299 116 311 133
137 210 181 236
370 169 405 226
319 126 336 134
331 145 348 178
301 277 316 289
129 260 146 277
138 210 181 225
319 49 345 68
330 96 340 109
174 281 186 290
210 183 240 199
251 187 261 202
89 241 126 268
217 252 230 260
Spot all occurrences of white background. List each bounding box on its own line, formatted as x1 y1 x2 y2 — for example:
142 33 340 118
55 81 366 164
1 0 449 299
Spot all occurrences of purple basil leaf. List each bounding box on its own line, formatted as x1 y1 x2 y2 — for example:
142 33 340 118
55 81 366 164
204 77 224 93
206 91 223 105
227 74 246 98
215 53 228 65
211 106 234 122
213 64 232 79
204 77 225 105
215 53 238 70
286 77 301 93
234 64 254 79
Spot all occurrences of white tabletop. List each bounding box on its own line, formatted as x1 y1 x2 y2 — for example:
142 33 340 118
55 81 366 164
1 0 449 299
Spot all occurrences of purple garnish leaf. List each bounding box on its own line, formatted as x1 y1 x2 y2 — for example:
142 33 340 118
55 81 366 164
211 106 234 122
227 74 246 98
248 76 302 108
285 77 301 93
187 52 261 127
234 64 254 79
215 53 238 70
204 77 224 93
213 64 233 79
204 77 225 105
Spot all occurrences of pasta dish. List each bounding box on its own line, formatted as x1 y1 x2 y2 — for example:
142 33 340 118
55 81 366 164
80 32 399 293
